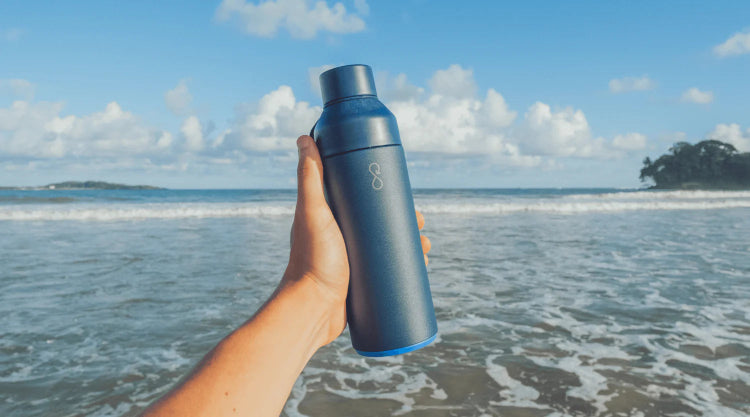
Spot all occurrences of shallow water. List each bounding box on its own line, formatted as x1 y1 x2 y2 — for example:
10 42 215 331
1 189 749 416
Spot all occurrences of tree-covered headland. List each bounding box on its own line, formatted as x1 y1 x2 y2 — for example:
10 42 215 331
0 181 163 190
640 140 750 189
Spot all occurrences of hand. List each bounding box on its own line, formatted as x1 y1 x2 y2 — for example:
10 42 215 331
142 136 432 417
283 135 431 348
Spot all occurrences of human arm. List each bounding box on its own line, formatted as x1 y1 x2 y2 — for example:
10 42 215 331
141 135 430 417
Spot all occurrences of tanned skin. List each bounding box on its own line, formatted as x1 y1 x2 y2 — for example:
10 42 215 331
141 135 431 417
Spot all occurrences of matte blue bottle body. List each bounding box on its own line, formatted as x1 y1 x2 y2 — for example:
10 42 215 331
313 88 438 356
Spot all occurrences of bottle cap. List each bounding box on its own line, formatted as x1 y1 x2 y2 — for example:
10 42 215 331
320 65 377 105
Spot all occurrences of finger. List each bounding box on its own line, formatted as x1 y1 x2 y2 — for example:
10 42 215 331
424 254 429 266
296 135 326 209
420 234 431 254
416 210 425 230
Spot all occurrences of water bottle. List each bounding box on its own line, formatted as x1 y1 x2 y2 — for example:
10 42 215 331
310 64 438 357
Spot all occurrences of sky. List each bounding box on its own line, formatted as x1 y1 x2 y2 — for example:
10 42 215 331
1 0 749 189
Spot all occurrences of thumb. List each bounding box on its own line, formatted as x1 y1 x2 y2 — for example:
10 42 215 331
296 135 326 209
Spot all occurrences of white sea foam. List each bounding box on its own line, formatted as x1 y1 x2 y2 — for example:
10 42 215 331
416 198 750 215
6 188 750 417
485 355 543 409
0 203 295 221
300 363 439 416
417 189 750 215
3 190 750 221
517 294 750 417
283 336 452 416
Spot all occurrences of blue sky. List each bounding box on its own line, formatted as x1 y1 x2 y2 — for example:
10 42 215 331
1 0 749 188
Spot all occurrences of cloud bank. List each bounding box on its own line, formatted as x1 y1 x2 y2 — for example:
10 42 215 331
1 68 649 179
0 100 172 159
379 66 644 163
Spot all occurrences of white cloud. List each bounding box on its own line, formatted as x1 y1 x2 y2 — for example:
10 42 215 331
220 85 320 151
165 79 193 116
515 102 646 157
0 100 172 159
680 87 714 104
0 79 35 100
384 67 522 163
181 116 205 151
713 30 750 57
390 93 515 155
166 81 215 153
609 76 656 93
0 101 67 158
481 89 517 128
707 123 750 152
215 67 520 168
612 133 647 151
375 72 424 102
518 102 602 157
0 66 647 182
215 0 366 39
374 66 643 164
381 66 523 164
219 66 530 167
428 64 477 99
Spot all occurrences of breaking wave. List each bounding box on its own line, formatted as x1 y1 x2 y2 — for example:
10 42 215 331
0 203 296 221
1 190 749 221
416 199 750 214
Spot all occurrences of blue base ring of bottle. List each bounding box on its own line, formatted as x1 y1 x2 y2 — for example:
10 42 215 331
355 332 437 357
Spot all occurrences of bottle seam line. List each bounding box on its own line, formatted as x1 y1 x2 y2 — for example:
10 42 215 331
323 94 377 107
321 143 402 160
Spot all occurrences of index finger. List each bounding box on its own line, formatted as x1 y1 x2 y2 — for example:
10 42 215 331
416 210 425 230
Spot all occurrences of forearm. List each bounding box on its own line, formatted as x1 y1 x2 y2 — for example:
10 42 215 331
142 274 330 417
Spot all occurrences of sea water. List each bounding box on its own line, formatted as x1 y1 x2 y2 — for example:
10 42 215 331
0 189 748 416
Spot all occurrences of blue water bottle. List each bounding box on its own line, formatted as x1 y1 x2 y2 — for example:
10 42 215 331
311 64 438 356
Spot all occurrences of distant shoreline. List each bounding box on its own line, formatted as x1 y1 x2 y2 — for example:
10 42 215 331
648 183 750 191
0 185 645 192
4 183 749 191
0 181 164 190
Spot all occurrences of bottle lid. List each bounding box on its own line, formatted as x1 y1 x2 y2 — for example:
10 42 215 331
320 64 377 105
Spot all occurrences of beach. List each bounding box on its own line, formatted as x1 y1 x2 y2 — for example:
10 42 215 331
1 189 749 416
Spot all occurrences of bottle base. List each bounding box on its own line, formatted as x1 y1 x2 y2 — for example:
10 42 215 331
354 332 437 357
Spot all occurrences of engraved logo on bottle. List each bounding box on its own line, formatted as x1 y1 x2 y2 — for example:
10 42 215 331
368 162 383 190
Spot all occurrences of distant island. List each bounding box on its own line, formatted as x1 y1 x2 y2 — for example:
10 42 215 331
0 181 164 190
640 140 750 189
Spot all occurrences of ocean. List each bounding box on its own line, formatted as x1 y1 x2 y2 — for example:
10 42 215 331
1 188 749 416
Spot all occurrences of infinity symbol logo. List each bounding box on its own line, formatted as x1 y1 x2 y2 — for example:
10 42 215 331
368 162 383 190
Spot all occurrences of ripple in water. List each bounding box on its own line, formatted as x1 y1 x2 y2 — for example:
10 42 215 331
0 190 748 416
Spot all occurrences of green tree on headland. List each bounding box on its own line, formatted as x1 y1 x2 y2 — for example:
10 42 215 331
640 140 750 189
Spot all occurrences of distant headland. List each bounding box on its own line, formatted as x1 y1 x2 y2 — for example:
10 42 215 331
640 140 750 190
0 181 164 190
